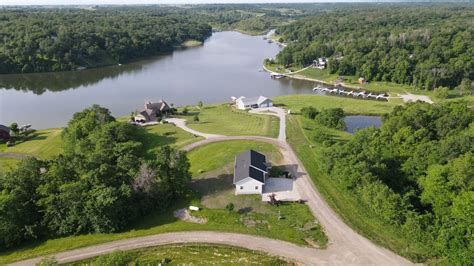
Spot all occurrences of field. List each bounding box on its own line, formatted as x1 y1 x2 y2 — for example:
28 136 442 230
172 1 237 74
66 244 293 265
0 128 63 159
0 139 327 265
179 104 280 137
0 157 21 175
136 123 203 157
286 114 430 261
188 140 281 177
273 94 402 115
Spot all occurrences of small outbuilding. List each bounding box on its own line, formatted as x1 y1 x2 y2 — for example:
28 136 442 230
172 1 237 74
235 96 273 110
233 150 268 195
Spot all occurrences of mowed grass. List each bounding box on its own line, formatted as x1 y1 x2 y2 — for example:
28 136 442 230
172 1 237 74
188 140 281 177
137 123 203 157
0 157 21 175
1 128 63 159
274 94 402 115
286 115 430 261
179 104 280 137
67 244 293 265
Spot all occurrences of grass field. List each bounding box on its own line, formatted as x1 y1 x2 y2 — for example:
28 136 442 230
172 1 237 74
188 140 281 177
274 94 402 115
0 157 22 175
0 128 63 159
286 114 430 261
0 138 326 265
179 104 280 137
66 244 293 265
137 123 203 157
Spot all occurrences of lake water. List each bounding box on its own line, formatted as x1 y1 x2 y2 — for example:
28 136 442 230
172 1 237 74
344 115 382 133
0 31 317 129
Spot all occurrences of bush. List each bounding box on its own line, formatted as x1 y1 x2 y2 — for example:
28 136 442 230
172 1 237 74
301 106 319 119
225 203 234 212
269 166 285 177
193 114 199 122
315 108 346 130
6 140 15 147
434 86 449 99
182 107 189 115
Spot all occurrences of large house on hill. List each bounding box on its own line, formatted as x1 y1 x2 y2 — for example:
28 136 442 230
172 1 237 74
235 96 273 110
0 124 10 141
134 100 171 123
233 150 269 195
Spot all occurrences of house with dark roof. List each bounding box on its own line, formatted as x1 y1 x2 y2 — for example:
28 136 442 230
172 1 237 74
134 100 171 123
233 150 268 195
0 124 10 141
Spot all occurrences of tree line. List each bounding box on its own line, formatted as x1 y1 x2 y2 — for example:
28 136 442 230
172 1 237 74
318 102 473 263
0 105 191 249
275 5 474 90
0 9 212 73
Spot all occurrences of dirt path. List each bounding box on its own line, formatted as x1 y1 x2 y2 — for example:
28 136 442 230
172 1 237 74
0 153 29 159
12 109 412 265
165 118 223 139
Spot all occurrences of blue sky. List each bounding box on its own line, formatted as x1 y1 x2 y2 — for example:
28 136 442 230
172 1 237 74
1 0 362 6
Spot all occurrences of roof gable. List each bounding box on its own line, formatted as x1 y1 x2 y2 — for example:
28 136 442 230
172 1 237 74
233 150 267 184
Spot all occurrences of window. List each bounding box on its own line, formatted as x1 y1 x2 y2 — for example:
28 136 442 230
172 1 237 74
240 186 243 190
255 186 258 190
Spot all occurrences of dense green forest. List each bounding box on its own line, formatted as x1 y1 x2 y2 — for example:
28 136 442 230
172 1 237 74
276 5 474 90
317 102 473 263
0 9 212 73
0 105 191 249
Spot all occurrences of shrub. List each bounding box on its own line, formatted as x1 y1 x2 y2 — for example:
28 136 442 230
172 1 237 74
301 106 319 119
193 114 199 122
225 203 234 212
182 107 189 114
433 86 449 99
315 108 346 130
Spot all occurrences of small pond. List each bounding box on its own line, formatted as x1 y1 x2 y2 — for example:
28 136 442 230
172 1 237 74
344 115 382 133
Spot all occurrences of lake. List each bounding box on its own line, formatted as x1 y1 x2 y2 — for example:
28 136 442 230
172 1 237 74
344 115 382 133
0 31 317 129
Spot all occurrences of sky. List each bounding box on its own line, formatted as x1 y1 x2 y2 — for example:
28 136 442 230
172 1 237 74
1 0 373 6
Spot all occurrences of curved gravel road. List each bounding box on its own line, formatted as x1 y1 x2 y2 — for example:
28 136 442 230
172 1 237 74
11 108 412 265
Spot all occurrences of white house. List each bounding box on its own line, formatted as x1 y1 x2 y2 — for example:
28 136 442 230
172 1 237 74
235 96 273 110
233 150 268 195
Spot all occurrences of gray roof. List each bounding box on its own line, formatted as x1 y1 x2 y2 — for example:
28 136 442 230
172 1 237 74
144 100 170 112
0 124 10 133
239 96 271 106
233 150 267 184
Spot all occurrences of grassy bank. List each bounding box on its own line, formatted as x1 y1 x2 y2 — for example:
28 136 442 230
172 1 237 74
182 39 203 47
188 140 281 177
0 157 21 175
286 114 430 261
0 128 63 159
179 104 279 137
66 244 293 265
274 94 402 115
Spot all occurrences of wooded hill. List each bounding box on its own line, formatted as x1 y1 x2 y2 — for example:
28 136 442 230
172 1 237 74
275 5 474 90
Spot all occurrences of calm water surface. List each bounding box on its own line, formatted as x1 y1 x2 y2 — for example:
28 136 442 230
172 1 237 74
344 115 382 133
0 31 317 129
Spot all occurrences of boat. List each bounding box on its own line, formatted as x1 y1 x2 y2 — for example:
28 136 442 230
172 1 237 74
271 73 285 79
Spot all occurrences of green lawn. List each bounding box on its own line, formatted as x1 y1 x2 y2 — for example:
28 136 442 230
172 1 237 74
0 138 326 265
188 140 281 177
178 104 279 137
137 123 203 157
1 128 63 159
274 94 402 115
286 114 430 261
66 244 293 265
0 157 22 175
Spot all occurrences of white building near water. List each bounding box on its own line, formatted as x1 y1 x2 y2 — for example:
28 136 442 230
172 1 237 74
235 96 273 110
